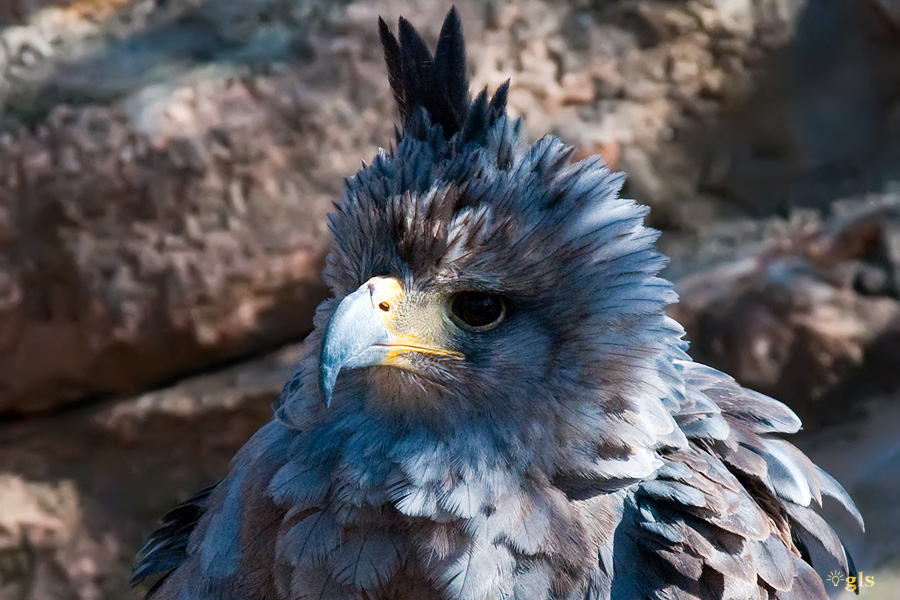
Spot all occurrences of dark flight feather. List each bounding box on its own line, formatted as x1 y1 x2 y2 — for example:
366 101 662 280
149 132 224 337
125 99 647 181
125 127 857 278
397 17 436 121
378 17 407 123
131 482 218 587
433 8 468 125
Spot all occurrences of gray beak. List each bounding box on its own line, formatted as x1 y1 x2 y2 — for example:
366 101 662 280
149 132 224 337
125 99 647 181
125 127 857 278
318 281 394 406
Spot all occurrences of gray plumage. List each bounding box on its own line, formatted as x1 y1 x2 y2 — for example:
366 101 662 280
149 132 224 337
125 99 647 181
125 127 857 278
132 8 862 600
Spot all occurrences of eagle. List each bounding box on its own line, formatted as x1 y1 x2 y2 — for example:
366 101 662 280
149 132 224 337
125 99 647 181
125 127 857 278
131 8 863 600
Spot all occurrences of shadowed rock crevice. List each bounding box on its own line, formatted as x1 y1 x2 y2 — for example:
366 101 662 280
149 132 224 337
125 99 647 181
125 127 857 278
678 0 900 219
671 201 900 428
0 342 298 600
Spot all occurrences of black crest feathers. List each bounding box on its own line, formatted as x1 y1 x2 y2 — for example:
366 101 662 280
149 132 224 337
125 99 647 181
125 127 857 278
378 7 510 142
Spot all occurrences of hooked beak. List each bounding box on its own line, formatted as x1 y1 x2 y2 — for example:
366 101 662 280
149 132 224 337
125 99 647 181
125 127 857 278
318 277 463 405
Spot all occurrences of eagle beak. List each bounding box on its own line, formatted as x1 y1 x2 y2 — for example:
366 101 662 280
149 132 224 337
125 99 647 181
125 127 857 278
318 277 462 406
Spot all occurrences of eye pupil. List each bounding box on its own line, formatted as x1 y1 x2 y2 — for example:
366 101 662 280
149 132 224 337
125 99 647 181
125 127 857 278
378 301 390 312
451 292 505 328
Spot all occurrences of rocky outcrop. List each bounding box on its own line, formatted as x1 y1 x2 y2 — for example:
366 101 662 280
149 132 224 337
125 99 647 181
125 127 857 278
0 0 376 414
671 199 900 425
0 99 333 414
0 342 297 600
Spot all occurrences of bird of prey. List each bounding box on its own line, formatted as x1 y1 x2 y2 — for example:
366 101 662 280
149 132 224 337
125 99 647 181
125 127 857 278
132 7 863 600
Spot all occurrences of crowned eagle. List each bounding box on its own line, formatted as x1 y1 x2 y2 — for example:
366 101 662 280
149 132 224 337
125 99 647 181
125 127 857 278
132 8 863 600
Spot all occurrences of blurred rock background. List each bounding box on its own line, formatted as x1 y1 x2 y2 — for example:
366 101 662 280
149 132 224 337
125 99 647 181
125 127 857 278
0 0 897 598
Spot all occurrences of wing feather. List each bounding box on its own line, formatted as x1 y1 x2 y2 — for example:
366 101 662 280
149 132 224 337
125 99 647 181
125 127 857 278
131 483 218 587
598 362 862 600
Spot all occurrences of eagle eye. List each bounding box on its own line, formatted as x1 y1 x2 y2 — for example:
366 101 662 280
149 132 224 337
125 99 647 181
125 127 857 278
450 292 505 329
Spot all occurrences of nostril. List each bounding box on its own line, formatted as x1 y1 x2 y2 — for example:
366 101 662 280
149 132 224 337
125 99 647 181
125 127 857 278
378 302 390 312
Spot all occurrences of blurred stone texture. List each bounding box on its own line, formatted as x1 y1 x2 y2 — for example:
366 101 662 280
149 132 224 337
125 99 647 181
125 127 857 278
671 200 900 426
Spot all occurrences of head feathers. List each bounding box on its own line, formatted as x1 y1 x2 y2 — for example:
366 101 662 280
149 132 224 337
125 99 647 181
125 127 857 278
329 9 674 346
378 7 510 143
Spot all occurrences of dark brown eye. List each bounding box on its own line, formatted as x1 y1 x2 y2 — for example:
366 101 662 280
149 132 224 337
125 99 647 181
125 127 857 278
451 292 505 329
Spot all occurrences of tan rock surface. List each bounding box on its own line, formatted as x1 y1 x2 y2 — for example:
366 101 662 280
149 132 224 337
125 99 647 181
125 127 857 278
0 342 299 599
671 201 900 425
0 1 371 414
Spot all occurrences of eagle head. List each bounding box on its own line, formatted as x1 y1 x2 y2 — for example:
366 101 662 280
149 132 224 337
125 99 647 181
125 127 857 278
307 7 682 442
